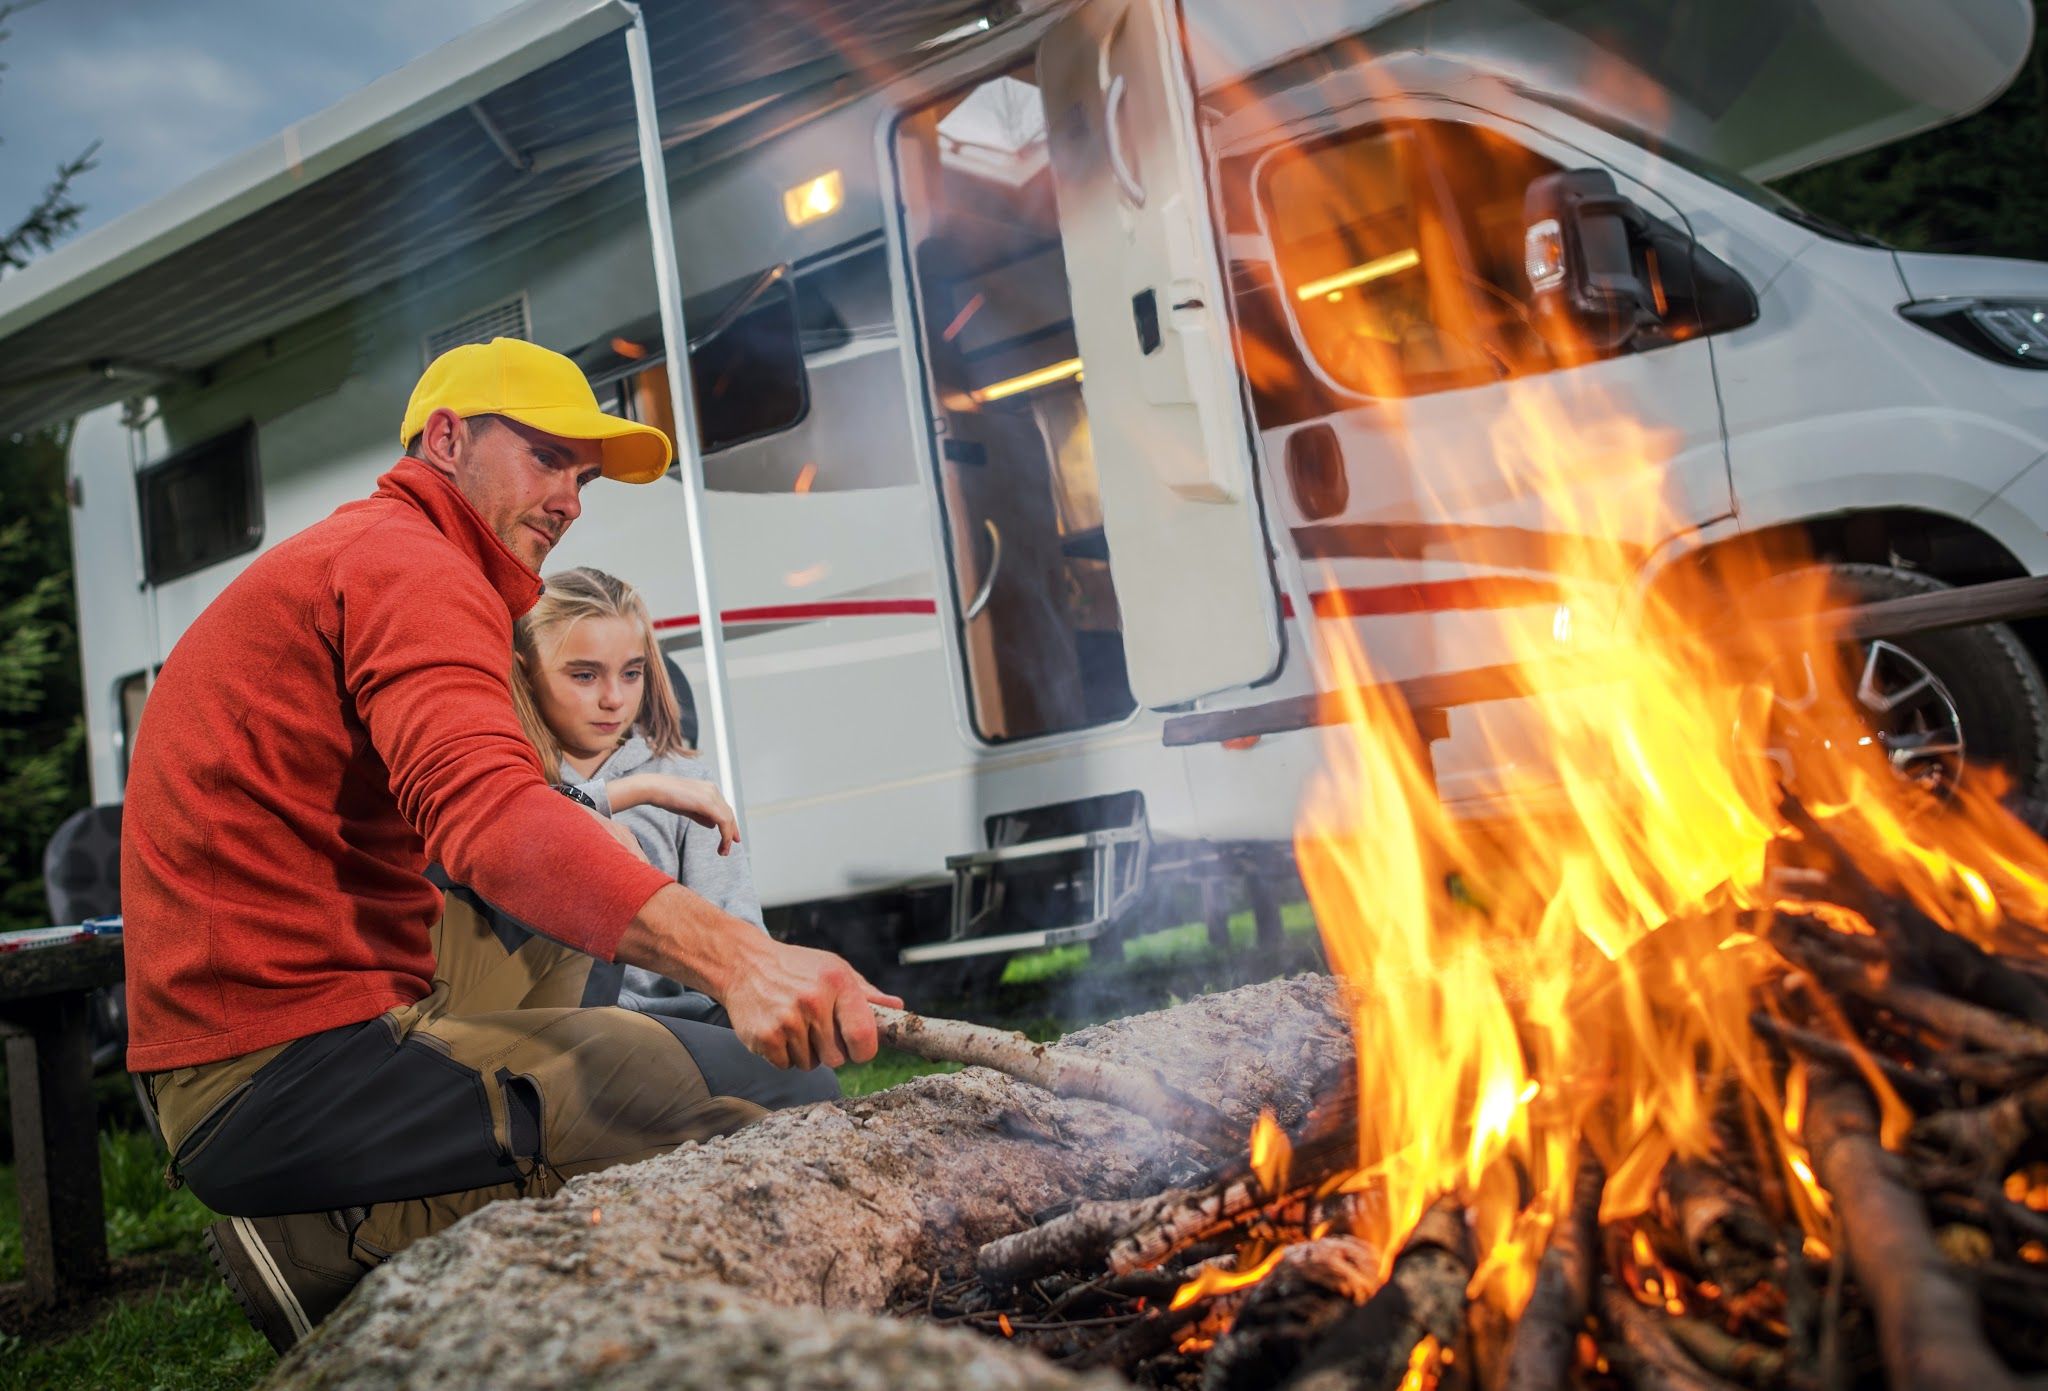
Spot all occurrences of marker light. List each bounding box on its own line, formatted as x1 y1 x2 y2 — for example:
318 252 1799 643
975 357 1083 402
783 170 844 228
1294 247 1421 301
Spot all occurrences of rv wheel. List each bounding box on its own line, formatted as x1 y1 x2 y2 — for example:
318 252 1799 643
1764 563 2048 804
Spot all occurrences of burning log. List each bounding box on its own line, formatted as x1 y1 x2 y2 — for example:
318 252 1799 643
1203 1236 1379 1391
1803 1068 2020 1391
1279 1199 1473 1391
1657 1157 1780 1295
1503 1147 1606 1391
1599 1282 1748 1391
873 1006 1240 1150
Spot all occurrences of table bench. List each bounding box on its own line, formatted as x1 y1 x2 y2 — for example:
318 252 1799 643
0 935 125 1307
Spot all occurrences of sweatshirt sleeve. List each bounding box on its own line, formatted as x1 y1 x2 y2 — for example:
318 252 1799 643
331 533 673 960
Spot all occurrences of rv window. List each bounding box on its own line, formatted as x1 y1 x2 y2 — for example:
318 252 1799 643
116 670 151 788
1257 121 1564 399
137 422 262 585
894 62 1137 744
576 272 810 458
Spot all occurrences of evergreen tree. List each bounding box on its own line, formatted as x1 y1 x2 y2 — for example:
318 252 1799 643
0 0 96 931
0 424 86 932
1775 0 2048 258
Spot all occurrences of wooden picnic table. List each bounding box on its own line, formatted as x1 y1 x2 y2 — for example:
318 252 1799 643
0 935 124 1307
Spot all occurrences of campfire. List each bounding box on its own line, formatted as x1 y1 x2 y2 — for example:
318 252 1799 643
898 291 2048 1385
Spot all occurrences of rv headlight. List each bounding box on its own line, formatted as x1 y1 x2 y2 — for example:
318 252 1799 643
1902 298 2048 370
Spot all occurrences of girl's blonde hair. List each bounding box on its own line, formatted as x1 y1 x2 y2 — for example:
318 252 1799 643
511 567 690 781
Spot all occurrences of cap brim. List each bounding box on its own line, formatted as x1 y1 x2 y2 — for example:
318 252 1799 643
499 405 674 485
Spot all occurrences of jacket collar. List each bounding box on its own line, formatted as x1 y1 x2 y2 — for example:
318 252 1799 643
589 734 655 781
375 456 543 619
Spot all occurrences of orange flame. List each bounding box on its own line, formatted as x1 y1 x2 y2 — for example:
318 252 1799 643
1272 97 2048 1317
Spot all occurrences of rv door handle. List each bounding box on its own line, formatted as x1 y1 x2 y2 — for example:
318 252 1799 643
964 520 1002 621
1104 75 1145 208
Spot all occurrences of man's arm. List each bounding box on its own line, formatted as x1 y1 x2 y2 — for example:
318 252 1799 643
616 885 900 1069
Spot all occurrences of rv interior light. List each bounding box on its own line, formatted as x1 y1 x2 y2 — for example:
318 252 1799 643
610 336 649 359
783 170 844 227
1294 247 1422 301
974 357 1083 402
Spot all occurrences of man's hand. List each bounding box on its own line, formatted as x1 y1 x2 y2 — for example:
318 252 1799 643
615 883 901 1070
720 937 903 1070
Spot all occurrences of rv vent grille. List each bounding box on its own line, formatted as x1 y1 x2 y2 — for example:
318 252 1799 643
422 294 531 365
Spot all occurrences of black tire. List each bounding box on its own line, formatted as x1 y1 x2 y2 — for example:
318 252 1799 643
1782 563 2048 803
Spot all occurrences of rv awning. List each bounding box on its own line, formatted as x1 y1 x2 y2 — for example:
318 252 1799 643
0 0 988 436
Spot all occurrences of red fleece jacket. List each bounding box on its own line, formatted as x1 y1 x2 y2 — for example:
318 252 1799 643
121 457 675 1071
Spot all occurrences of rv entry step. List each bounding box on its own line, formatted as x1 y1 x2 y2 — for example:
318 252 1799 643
899 822 1149 965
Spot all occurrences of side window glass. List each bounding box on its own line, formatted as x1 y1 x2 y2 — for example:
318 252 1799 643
894 64 1137 743
137 422 263 585
1257 121 1564 400
575 272 810 460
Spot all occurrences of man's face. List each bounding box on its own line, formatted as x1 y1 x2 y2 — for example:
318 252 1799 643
423 412 604 570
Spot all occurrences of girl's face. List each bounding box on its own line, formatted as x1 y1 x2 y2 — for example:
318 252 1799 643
526 615 645 762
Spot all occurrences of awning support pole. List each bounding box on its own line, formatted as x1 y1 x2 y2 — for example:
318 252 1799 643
622 4 747 833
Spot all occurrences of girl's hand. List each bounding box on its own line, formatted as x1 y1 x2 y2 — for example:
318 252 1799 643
609 773 739 854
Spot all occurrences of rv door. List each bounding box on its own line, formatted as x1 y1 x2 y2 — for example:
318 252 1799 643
1038 0 1282 708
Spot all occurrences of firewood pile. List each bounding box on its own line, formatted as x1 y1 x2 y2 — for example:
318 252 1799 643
911 827 2048 1391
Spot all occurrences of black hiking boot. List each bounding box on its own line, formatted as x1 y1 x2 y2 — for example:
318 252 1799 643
203 1210 369 1352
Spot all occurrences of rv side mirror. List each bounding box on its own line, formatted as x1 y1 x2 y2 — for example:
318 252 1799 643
1523 169 1662 356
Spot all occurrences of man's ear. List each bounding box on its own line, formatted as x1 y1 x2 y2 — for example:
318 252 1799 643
417 408 466 479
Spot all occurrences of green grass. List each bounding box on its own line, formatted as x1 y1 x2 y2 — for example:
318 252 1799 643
0 1275 272 1391
0 1129 270 1390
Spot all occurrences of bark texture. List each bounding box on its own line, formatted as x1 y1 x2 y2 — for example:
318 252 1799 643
266 975 1346 1390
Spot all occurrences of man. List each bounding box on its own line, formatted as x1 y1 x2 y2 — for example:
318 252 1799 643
121 338 897 1351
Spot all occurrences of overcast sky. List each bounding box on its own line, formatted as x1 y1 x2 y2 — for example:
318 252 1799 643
0 0 523 248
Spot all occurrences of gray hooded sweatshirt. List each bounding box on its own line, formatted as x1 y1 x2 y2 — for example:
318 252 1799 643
567 734 763 1021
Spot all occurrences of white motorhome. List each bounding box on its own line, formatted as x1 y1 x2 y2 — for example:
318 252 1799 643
7 0 2045 989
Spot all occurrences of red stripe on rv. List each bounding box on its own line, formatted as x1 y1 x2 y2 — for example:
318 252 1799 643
1309 577 1566 618
652 598 938 631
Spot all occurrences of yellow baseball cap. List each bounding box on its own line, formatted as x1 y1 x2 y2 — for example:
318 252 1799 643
400 337 673 484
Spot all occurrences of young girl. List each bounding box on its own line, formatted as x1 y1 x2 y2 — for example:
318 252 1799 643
510 566 755 1021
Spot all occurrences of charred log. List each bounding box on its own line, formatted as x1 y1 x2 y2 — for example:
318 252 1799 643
1504 1146 1605 1391
1203 1236 1379 1391
1804 1068 2020 1391
1280 1200 1473 1391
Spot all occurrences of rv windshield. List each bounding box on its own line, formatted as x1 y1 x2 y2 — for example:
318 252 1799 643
1517 89 1889 249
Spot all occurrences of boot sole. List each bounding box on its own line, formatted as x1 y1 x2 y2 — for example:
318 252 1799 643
204 1217 313 1352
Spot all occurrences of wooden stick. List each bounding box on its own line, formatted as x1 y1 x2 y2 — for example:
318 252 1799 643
1749 1011 1945 1110
1910 1070 2048 1186
977 1188 1193 1291
1504 1146 1605 1391
1804 1069 2019 1391
872 1006 1239 1149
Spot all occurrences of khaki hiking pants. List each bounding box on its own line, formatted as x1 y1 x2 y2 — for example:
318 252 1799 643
146 893 838 1260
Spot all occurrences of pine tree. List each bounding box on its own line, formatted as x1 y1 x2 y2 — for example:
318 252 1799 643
0 424 86 932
